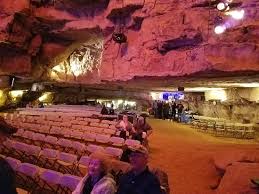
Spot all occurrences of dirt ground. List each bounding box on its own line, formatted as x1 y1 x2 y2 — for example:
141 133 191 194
147 118 259 194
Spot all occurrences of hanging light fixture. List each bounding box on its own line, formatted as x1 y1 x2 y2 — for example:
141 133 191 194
214 25 226 34
217 2 229 12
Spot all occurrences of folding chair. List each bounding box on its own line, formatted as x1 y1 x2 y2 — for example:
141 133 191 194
224 122 235 137
105 147 123 159
90 127 103 134
110 137 125 147
16 163 40 192
214 122 226 136
244 125 255 139
13 128 25 138
83 132 96 142
71 141 87 156
43 136 58 148
99 123 109 128
38 169 63 194
90 122 100 127
22 131 35 144
1 139 15 155
103 128 116 135
5 157 21 170
12 141 30 160
70 130 83 140
57 138 73 152
38 148 59 170
86 144 105 154
125 139 141 147
59 174 82 193
77 155 90 176
95 134 110 144
56 152 78 174
26 145 41 164
50 126 61 136
32 133 46 146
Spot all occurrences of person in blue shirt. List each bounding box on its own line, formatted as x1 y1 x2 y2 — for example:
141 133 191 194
117 145 162 194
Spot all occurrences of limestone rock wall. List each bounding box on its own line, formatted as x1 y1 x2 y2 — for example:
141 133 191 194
0 0 259 83
185 88 259 123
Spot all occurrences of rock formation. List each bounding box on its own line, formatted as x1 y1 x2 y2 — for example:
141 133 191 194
0 0 259 86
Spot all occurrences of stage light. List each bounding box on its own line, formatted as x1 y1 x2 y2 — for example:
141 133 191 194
227 10 245 20
217 2 229 11
214 25 226 34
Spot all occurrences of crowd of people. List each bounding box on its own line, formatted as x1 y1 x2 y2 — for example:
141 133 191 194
152 101 185 121
115 114 152 145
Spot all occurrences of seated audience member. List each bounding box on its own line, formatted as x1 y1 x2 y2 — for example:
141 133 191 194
73 156 116 194
120 145 132 163
101 104 109 115
115 115 132 139
132 116 152 144
0 117 18 194
117 145 162 194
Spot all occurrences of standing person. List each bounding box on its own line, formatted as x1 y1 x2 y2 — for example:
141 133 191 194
177 103 184 122
115 115 132 139
116 145 162 194
109 103 115 115
157 101 163 119
132 116 152 144
171 102 177 121
0 117 18 194
101 104 109 115
73 156 116 194
153 101 158 118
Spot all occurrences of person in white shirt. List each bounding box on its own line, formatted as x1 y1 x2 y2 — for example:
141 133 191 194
115 115 133 139
72 156 116 194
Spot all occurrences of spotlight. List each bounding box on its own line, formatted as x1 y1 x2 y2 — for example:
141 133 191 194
227 10 245 20
217 2 229 11
214 25 226 34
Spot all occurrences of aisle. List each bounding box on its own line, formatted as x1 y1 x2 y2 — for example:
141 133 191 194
147 118 259 194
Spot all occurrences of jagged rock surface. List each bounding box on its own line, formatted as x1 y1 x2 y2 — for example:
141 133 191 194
0 0 259 84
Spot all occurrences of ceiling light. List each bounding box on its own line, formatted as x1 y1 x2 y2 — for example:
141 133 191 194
214 25 226 34
226 10 245 20
217 2 229 11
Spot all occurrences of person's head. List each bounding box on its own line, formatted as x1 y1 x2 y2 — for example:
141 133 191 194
0 117 17 142
122 114 128 122
138 116 145 125
88 156 107 178
129 145 148 172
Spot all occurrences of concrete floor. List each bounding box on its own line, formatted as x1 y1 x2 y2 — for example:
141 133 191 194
147 118 259 194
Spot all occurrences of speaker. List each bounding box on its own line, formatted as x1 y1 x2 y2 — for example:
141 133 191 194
178 87 184 91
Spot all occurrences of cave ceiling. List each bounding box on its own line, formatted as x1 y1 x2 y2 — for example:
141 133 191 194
0 0 259 91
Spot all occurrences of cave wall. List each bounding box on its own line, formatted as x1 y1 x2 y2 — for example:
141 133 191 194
0 0 259 83
185 88 259 123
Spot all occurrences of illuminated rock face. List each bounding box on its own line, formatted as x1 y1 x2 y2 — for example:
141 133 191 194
0 0 259 83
